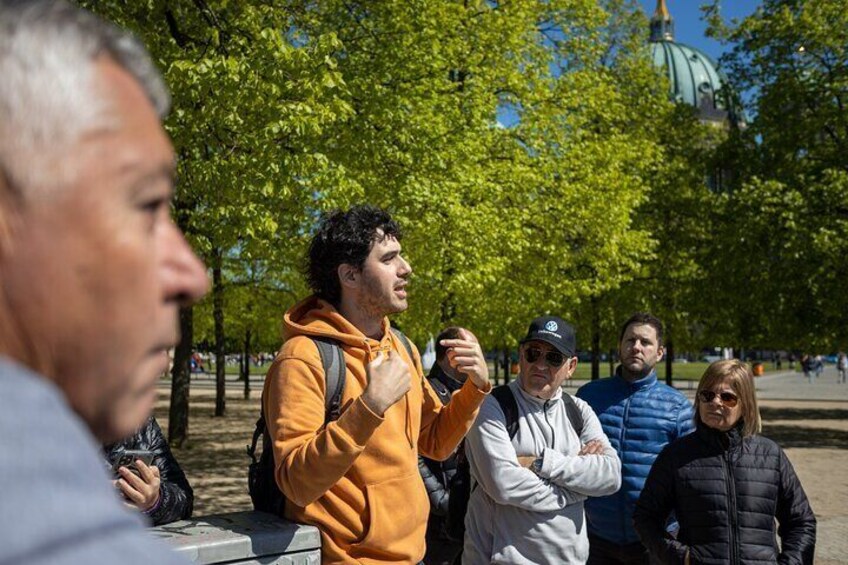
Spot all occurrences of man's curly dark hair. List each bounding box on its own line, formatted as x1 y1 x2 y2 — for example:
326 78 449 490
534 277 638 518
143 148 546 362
306 205 402 305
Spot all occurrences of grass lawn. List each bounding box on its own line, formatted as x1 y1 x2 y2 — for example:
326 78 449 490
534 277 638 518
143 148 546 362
201 361 274 376
206 358 781 381
492 360 780 383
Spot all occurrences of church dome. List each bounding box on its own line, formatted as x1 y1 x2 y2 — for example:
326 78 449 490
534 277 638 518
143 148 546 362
648 0 741 125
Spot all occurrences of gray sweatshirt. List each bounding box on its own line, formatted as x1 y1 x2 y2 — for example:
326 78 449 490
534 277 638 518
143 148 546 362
463 380 621 564
0 358 188 565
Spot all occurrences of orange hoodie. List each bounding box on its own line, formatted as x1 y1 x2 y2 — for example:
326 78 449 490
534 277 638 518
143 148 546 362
263 297 488 564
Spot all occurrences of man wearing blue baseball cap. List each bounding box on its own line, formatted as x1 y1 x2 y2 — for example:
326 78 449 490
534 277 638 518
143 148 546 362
461 316 621 564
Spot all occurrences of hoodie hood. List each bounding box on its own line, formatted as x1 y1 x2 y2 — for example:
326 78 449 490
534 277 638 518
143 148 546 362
283 295 391 352
283 295 415 448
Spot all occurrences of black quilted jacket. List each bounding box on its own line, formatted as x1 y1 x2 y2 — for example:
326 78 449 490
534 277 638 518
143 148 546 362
634 422 816 565
104 416 193 526
418 365 463 517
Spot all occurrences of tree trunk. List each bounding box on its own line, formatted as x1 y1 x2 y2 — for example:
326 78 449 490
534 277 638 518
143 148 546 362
440 294 457 326
494 348 500 385
168 306 193 447
213 250 226 417
243 328 252 400
608 348 615 378
665 337 674 387
591 298 600 380
503 348 510 384
169 180 197 446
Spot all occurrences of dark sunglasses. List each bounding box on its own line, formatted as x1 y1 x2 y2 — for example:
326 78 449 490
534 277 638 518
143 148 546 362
523 347 566 368
697 390 739 408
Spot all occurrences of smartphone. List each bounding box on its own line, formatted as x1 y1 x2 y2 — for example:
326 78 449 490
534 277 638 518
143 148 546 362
112 449 155 476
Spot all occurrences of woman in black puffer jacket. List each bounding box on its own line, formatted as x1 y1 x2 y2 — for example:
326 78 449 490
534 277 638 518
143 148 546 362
634 360 816 565
104 416 194 526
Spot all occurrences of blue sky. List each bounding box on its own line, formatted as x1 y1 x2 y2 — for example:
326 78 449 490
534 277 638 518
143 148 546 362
637 1 761 62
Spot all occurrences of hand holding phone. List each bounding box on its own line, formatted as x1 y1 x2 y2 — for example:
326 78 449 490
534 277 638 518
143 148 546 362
112 449 154 477
113 451 161 512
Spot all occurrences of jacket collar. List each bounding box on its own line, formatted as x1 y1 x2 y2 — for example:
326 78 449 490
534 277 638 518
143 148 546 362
512 378 563 408
696 419 744 451
428 363 464 393
614 365 658 391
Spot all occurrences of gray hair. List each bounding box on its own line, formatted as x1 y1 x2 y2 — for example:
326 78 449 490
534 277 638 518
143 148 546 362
0 0 170 194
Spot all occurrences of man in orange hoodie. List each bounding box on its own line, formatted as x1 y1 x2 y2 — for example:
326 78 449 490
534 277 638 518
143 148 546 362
263 205 491 564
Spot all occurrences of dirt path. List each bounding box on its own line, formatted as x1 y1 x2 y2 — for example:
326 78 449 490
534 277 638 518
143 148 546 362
154 385 848 563
757 400 848 564
153 386 256 515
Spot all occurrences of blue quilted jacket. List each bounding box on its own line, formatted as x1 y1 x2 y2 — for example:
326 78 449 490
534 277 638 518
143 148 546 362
576 371 694 545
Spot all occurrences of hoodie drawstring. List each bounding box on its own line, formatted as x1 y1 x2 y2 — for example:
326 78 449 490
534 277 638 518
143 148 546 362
392 335 415 449
405 394 414 448
370 337 415 449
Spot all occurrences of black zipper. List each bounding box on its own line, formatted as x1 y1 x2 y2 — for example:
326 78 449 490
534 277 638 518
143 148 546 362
722 452 740 565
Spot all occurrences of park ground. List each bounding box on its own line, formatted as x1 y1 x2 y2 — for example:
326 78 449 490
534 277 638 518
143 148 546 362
201 359 782 381
155 366 848 564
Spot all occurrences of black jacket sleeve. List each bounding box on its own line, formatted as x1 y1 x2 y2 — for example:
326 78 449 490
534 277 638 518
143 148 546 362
139 417 194 526
105 417 194 526
418 456 449 516
143 417 194 526
775 449 816 564
633 448 690 565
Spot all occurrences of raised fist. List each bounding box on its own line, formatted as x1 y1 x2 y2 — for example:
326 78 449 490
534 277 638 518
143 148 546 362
361 350 412 416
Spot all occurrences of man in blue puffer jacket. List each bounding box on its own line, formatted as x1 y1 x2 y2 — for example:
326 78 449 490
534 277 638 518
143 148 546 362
577 313 694 565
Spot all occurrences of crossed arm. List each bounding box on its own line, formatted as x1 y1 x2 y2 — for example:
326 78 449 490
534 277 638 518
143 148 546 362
528 404 621 498
464 397 620 512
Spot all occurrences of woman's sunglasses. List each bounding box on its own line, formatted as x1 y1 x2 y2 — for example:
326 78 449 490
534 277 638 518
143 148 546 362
697 390 739 408
523 347 566 368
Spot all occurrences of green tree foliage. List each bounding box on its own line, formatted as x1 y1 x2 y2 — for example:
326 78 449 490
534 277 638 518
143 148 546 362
79 1 354 420
83 1 715 403
282 0 680 351
704 0 848 351
554 1 720 377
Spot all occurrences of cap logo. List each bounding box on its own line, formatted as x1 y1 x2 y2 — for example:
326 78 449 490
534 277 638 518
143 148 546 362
545 321 558 332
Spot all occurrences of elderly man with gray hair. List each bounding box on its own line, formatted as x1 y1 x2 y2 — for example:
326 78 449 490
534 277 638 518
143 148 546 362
0 1 208 563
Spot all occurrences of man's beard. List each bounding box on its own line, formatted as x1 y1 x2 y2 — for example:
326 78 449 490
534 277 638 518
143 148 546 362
622 360 654 380
358 276 404 320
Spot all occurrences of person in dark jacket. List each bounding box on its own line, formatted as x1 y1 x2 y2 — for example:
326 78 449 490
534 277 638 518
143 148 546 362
634 359 816 565
577 312 694 564
419 326 466 565
800 354 814 383
105 416 194 526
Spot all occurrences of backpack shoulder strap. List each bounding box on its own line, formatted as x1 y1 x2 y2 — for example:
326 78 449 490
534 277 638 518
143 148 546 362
427 375 451 406
390 327 428 389
390 327 414 359
491 385 520 440
247 396 265 463
560 392 584 438
311 337 346 424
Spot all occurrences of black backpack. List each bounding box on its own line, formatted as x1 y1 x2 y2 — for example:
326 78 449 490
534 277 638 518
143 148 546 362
247 329 414 516
444 384 584 540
